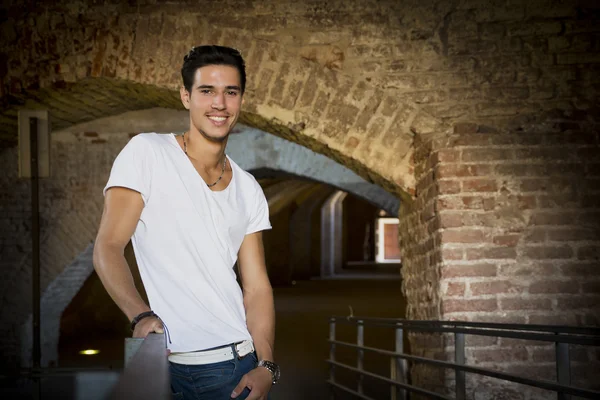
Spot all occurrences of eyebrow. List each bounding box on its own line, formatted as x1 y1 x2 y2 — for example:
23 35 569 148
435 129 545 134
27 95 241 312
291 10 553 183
196 84 241 91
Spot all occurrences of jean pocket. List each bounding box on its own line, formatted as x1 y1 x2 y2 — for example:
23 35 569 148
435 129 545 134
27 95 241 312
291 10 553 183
190 360 236 390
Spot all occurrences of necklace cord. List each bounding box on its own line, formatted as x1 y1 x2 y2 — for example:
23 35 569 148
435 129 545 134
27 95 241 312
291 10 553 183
182 132 227 188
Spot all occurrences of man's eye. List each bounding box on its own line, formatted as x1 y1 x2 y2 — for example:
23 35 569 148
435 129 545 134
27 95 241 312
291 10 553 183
227 91 238 96
200 89 212 94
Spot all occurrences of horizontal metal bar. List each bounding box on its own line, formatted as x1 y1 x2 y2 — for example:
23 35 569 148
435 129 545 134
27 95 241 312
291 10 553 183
330 317 600 336
326 380 376 400
329 319 600 346
326 360 453 400
329 340 600 399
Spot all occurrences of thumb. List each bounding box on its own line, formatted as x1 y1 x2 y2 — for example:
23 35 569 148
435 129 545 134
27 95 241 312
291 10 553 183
153 321 164 334
231 375 248 398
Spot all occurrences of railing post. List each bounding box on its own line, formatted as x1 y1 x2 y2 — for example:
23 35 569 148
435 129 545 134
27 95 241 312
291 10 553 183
455 332 466 400
329 318 336 400
556 341 571 400
392 324 407 400
357 320 364 394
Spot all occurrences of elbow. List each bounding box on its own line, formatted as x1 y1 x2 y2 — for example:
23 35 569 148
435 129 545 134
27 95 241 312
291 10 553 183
93 238 124 272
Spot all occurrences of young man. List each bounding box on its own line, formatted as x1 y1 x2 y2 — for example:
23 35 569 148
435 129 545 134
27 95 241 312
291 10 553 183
93 45 279 400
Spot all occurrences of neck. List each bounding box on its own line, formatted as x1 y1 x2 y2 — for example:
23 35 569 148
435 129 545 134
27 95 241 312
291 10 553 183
184 129 228 168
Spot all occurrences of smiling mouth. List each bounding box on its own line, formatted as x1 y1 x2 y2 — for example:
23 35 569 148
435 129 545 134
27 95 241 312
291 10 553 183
208 116 228 122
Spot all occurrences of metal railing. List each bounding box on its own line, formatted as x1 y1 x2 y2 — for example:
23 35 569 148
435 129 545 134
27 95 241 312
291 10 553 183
109 333 170 400
326 317 600 400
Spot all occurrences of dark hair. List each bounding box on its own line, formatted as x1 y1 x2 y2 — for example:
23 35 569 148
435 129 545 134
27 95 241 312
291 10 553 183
181 45 246 94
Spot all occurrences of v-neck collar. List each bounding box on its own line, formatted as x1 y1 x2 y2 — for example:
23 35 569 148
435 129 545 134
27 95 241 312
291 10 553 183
169 133 234 194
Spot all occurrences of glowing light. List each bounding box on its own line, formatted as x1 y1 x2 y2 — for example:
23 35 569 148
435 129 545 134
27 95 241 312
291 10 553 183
79 349 100 355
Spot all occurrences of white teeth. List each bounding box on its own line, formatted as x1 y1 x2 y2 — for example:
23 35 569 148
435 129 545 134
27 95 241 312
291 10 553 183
209 116 226 122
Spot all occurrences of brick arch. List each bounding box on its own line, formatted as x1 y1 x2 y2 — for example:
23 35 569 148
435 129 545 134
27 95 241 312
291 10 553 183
0 6 452 200
229 127 400 215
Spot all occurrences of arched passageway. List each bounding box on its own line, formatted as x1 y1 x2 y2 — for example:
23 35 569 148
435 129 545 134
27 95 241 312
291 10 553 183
16 109 404 372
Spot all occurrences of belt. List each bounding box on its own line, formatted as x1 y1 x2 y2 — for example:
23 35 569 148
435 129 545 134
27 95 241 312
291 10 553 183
168 340 255 365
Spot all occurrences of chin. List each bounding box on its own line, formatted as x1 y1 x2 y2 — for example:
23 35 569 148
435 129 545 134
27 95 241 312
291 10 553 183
201 129 230 143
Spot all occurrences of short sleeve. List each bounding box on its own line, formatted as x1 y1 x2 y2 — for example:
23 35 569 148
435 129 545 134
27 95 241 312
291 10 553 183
246 183 271 235
103 135 154 204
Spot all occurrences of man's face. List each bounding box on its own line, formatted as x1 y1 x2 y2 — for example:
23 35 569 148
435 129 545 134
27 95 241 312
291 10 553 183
180 64 243 142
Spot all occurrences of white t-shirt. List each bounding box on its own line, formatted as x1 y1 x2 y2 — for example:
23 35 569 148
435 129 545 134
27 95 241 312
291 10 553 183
103 133 271 352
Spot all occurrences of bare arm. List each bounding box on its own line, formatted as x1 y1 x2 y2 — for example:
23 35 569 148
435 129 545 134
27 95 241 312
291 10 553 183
93 187 162 337
232 231 274 399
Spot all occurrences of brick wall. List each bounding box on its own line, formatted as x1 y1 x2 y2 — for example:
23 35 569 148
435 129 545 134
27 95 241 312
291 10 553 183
400 125 600 398
398 133 446 394
436 126 600 327
435 126 600 398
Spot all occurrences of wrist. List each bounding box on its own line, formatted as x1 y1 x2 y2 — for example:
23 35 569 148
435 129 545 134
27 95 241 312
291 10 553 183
130 310 158 331
257 360 280 385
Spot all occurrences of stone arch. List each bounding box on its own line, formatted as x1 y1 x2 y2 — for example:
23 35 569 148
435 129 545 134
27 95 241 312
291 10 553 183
1 6 453 200
230 127 400 215
15 107 401 368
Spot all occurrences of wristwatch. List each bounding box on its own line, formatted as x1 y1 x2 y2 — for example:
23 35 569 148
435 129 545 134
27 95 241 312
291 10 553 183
257 360 280 384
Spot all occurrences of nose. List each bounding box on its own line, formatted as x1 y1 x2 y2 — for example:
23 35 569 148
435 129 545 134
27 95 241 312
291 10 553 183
212 92 226 110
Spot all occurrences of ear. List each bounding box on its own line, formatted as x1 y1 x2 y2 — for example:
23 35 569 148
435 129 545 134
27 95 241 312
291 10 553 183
180 86 190 110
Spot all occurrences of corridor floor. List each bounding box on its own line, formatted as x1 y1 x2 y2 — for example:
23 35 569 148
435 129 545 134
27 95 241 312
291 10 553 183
270 278 406 400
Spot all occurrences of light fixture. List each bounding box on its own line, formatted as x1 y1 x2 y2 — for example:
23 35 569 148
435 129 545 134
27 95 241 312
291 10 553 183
79 349 100 355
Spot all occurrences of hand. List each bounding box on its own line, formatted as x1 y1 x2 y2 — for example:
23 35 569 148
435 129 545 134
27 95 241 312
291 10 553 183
132 316 164 338
231 366 273 399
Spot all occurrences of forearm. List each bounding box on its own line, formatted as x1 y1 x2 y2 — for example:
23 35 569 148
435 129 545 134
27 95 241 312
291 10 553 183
93 242 149 321
245 287 275 362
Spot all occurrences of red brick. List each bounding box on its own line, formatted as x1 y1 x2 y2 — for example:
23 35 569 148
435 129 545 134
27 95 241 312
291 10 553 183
442 298 498 313
437 180 461 194
466 246 517 260
441 263 498 278
560 262 599 276
462 212 497 227
436 164 492 178
582 281 600 294
439 213 462 228
530 212 581 226
464 335 498 347
435 197 461 211
500 298 553 310
499 263 557 276
523 229 546 243
514 148 566 161
529 280 580 294
547 229 595 242
528 313 578 325
530 348 555 363
441 229 489 243
441 248 464 260
435 149 460 162
453 122 479 134
578 212 600 227
470 280 525 296
493 234 521 246
523 245 574 259
462 148 513 162
445 282 466 296
556 296 600 310
473 314 527 324
578 246 600 260
520 178 549 192
470 348 528 363
537 195 578 209
495 163 547 176
462 179 498 192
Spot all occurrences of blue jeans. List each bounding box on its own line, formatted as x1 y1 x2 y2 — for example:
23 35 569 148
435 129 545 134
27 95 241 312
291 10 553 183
170 350 267 399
